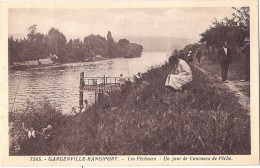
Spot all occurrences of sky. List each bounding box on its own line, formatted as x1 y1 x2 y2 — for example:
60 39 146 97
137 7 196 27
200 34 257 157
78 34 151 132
9 8 234 41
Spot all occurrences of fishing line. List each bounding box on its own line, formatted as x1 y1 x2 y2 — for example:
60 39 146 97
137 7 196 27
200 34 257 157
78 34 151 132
125 58 130 78
11 71 23 112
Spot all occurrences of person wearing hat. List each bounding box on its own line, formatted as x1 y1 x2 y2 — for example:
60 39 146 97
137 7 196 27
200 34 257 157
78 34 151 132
186 48 193 65
240 37 250 82
81 99 92 113
21 122 42 155
165 56 192 91
218 41 233 82
118 74 127 93
41 125 53 143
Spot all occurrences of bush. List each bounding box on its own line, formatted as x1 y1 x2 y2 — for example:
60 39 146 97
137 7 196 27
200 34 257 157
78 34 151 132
9 97 66 155
10 97 64 130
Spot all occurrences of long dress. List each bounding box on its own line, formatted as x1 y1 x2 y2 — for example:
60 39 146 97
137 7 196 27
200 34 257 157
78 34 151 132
165 59 192 90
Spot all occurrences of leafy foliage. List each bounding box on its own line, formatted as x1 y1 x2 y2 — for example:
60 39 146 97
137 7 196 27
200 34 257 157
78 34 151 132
9 97 65 130
9 27 143 65
200 7 249 48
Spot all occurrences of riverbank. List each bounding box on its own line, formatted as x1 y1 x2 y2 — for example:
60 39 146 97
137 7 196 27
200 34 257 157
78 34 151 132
9 59 250 155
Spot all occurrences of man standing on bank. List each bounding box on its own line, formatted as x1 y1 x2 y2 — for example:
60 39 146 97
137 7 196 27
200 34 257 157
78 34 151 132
240 37 250 82
195 47 202 64
218 42 232 82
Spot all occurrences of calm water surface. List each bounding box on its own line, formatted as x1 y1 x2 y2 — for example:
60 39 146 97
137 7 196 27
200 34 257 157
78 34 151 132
9 52 169 114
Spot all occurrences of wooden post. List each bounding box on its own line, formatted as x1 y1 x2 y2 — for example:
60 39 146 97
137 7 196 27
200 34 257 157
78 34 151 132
79 72 84 108
95 92 97 104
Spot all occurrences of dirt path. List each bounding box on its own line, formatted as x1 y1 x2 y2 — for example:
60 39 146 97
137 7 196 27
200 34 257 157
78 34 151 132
193 56 250 112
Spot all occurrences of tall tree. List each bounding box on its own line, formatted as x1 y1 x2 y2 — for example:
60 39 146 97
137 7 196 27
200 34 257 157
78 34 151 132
231 7 250 34
200 7 249 49
106 31 118 58
45 27 67 62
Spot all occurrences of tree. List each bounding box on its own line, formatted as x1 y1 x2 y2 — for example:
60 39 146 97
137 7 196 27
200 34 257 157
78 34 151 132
8 36 21 65
27 24 37 40
45 27 67 63
117 39 130 57
83 34 107 57
200 7 249 49
231 7 250 34
66 38 89 62
15 24 47 61
106 31 119 58
8 28 143 65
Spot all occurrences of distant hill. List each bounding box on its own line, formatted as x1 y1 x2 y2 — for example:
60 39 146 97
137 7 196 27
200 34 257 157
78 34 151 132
115 36 196 52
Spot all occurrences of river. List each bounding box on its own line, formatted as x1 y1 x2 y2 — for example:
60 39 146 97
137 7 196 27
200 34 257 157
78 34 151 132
9 52 170 114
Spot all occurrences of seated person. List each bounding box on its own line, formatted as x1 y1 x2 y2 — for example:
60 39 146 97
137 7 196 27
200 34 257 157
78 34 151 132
81 99 92 113
165 56 192 91
41 125 53 143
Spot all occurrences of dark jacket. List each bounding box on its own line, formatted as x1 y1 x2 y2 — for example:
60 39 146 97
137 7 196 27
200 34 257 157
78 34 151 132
195 49 202 58
218 47 232 63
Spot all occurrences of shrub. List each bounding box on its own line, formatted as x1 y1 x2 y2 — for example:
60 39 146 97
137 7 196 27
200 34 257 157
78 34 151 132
9 97 66 155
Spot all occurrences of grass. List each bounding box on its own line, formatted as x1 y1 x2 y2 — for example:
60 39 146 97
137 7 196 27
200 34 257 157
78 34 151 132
9 62 250 155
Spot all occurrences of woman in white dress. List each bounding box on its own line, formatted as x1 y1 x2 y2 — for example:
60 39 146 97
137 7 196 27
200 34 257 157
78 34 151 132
165 56 192 91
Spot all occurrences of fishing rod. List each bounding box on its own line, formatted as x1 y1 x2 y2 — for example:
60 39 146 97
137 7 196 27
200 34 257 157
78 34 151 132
125 57 130 78
11 71 23 112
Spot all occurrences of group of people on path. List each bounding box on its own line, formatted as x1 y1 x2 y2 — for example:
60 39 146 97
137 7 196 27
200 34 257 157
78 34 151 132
174 48 203 66
76 37 250 112
164 36 250 92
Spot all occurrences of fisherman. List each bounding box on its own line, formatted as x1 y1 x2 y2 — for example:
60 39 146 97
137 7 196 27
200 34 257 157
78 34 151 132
125 78 133 92
21 122 42 155
134 72 142 87
165 56 192 91
240 37 250 82
81 99 92 113
118 74 127 93
41 125 53 143
186 48 193 65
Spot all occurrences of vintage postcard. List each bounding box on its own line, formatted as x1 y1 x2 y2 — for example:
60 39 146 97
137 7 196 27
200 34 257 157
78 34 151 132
0 0 259 166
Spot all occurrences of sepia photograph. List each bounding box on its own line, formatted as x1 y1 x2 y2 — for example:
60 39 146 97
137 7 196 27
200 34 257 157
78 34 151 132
1 0 259 166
